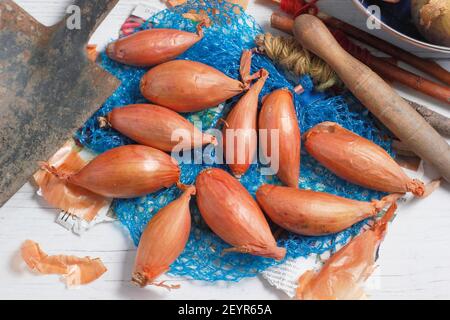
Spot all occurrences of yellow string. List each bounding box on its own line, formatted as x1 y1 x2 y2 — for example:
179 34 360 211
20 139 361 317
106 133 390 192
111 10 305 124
255 33 342 91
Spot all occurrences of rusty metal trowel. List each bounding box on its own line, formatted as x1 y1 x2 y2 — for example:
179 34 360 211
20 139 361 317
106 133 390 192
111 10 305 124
0 0 121 206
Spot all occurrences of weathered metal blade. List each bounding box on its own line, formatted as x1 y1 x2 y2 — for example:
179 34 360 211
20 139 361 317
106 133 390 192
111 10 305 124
0 0 121 206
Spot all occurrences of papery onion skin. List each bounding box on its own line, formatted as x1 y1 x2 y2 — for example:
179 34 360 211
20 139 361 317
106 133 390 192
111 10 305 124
296 202 397 300
259 88 301 187
21 240 107 287
44 145 180 198
196 168 286 260
106 26 204 67
304 122 425 196
223 69 269 177
132 186 195 287
256 184 396 236
140 60 246 113
103 104 216 152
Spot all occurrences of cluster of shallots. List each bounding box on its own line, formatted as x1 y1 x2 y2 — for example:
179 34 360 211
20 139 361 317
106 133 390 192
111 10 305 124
40 25 426 291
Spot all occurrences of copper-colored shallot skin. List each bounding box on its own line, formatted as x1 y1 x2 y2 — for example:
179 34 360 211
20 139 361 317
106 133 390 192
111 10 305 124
62 145 180 198
256 184 393 236
132 186 195 287
106 26 203 67
140 60 246 113
104 104 216 152
196 168 286 260
223 69 269 177
296 202 397 300
304 122 425 196
21 240 107 287
259 88 301 187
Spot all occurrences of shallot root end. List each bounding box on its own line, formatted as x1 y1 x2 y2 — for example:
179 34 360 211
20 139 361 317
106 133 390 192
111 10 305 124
38 162 70 180
132 272 180 290
131 272 149 287
98 116 111 129
408 179 426 197
176 182 197 195
151 281 181 291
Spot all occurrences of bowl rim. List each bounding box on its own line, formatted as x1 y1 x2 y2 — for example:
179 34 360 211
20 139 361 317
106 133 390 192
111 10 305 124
351 0 450 54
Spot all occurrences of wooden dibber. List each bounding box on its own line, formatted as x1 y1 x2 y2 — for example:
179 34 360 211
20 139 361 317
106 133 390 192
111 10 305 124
293 15 450 182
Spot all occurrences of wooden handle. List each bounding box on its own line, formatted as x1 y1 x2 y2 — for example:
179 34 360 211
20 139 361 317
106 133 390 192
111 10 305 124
294 15 450 182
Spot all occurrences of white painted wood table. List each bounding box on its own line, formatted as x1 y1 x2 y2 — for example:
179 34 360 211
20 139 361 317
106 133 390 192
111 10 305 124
0 0 449 300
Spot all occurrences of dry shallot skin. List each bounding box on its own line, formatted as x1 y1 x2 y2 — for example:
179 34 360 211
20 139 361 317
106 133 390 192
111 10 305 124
223 69 269 177
259 88 301 187
103 104 216 152
296 202 397 300
44 145 180 198
256 184 395 236
132 186 195 288
195 168 286 260
21 240 107 287
304 122 425 196
106 25 204 67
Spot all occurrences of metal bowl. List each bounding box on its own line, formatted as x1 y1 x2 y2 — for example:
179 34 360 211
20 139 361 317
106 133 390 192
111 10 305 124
352 0 450 54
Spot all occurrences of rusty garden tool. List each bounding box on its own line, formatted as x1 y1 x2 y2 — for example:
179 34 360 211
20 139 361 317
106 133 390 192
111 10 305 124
0 0 121 206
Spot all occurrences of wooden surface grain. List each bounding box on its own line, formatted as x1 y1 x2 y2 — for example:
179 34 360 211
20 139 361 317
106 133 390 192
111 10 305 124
0 0 449 300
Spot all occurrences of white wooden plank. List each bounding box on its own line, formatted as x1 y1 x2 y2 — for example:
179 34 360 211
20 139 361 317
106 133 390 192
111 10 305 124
1 0 449 300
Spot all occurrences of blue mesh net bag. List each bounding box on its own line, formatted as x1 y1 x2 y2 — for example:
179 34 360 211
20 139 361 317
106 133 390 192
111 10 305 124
76 0 392 282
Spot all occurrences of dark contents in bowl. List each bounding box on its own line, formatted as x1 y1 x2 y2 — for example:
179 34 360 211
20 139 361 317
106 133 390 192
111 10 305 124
359 0 424 41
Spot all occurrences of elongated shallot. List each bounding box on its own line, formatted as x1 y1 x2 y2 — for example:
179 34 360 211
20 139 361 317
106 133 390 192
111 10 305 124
100 104 216 152
132 185 195 289
259 88 301 187
140 50 261 112
196 168 285 260
107 24 204 67
256 184 400 236
223 69 269 177
304 122 425 196
41 145 180 198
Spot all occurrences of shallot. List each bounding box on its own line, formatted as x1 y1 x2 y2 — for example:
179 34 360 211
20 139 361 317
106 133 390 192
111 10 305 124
259 88 301 187
304 122 425 196
256 184 400 236
106 24 204 67
223 69 269 177
41 145 180 198
140 50 260 112
132 185 195 288
296 202 397 300
99 104 216 152
196 168 286 260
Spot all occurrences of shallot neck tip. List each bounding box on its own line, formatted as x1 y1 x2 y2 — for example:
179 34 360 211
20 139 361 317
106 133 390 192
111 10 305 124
176 182 196 195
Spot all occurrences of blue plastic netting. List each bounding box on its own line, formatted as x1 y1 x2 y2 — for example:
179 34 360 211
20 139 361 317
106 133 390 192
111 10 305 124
76 0 392 282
